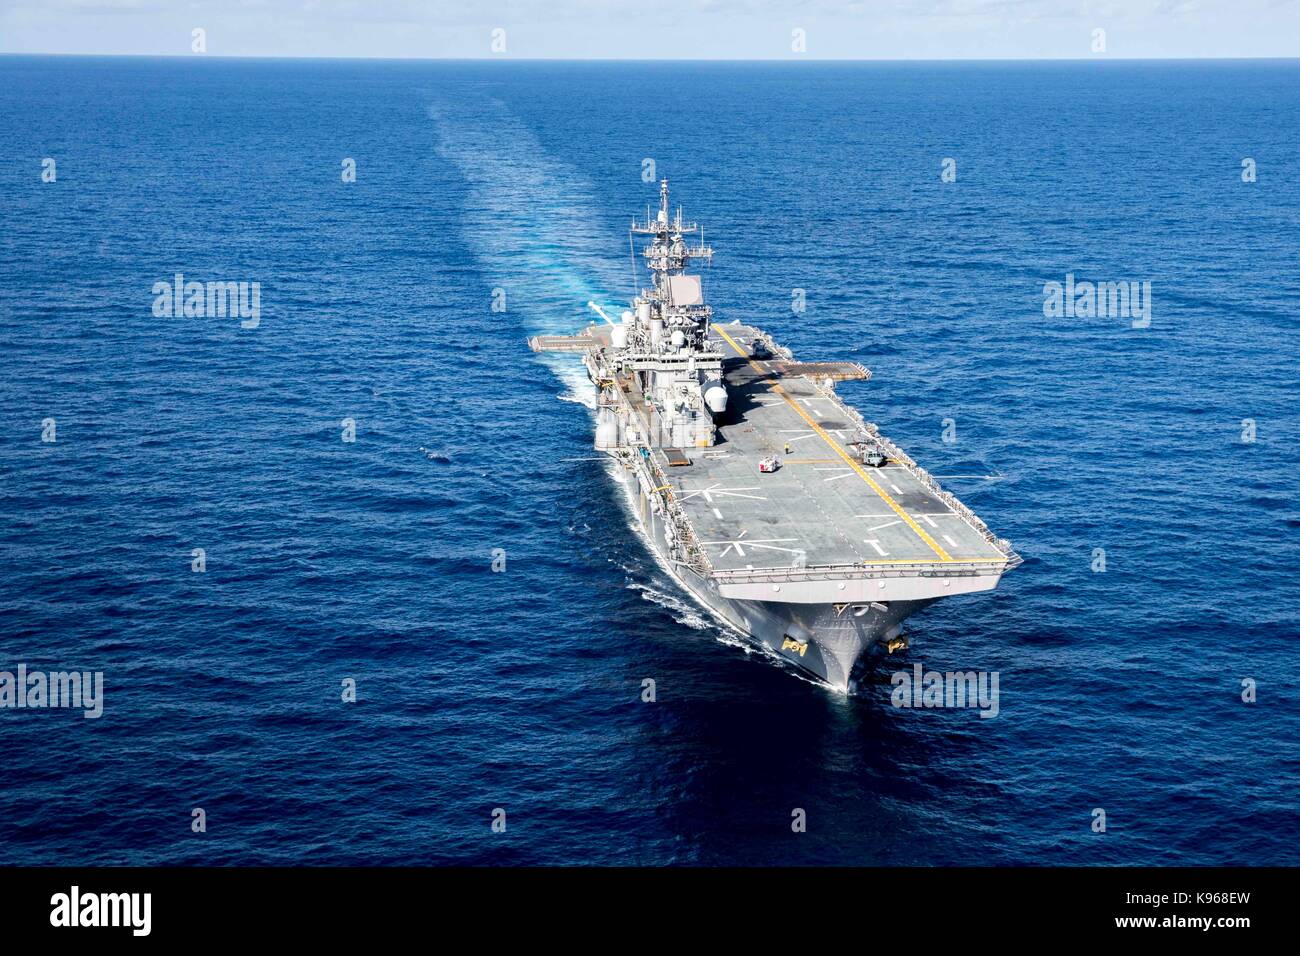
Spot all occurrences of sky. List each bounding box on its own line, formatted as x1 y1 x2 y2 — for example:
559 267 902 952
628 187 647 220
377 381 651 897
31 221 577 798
1 0 1297 60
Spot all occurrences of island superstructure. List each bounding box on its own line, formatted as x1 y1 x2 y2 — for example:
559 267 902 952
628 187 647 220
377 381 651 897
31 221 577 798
531 180 1021 691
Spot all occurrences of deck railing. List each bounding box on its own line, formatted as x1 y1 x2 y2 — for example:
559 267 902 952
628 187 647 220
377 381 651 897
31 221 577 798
709 559 1008 586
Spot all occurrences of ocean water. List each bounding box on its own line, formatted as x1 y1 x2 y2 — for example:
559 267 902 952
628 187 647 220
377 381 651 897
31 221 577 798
1 56 1298 866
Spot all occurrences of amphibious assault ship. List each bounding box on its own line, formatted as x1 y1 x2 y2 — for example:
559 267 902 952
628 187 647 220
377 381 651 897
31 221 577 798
531 181 1020 691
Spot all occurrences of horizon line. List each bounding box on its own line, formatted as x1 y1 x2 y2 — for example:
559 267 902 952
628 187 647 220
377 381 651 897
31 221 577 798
2 52 1299 64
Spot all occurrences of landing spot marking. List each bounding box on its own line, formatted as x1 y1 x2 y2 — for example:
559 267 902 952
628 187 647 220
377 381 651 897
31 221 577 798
679 483 767 503
701 530 800 559
864 539 889 557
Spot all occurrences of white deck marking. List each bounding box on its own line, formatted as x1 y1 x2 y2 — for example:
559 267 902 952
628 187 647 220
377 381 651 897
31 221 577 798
889 481 903 493
855 514 896 518
700 532 800 560
942 534 959 547
919 514 938 528
822 470 856 482
864 539 889 556
678 483 767 502
867 520 901 532
778 430 819 443
747 542 806 555
712 508 724 520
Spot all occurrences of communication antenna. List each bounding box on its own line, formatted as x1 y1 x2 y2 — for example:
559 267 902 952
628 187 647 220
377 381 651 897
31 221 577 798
628 230 638 290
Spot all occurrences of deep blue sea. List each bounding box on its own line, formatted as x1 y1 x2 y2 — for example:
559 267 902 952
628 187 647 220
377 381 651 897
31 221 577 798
1 56 1298 866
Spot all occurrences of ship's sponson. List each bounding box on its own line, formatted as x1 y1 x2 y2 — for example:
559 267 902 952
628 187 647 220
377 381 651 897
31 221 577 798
709 562 1007 604
529 332 599 353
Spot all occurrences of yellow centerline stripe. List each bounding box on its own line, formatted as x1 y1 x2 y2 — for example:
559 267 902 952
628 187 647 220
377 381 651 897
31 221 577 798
779 392 953 561
712 323 953 563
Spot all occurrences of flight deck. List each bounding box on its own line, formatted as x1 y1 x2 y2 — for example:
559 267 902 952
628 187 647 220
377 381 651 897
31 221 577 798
653 322 1008 574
